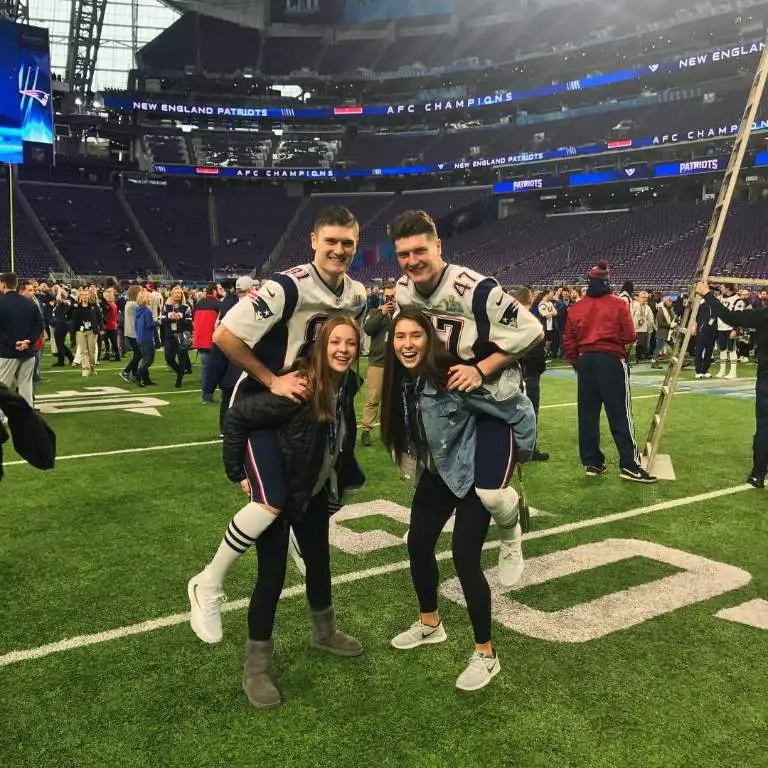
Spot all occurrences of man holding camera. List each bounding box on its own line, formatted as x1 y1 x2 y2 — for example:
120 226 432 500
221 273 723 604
360 284 396 447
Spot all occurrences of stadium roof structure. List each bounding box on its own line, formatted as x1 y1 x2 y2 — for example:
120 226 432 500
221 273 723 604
162 0 267 28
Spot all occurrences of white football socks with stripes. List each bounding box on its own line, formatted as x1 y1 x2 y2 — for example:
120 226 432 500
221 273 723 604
204 502 277 584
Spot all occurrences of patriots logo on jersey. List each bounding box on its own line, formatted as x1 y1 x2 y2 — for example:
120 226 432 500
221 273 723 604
251 296 274 320
499 302 519 327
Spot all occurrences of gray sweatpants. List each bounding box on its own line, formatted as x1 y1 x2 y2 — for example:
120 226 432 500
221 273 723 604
0 356 35 408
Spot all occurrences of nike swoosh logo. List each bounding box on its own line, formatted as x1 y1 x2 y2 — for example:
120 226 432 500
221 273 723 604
421 627 439 638
266 288 275 298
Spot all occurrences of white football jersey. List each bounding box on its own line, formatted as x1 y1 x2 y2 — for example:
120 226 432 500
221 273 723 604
395 264 543 362
221 263 367 400
717 293 745 332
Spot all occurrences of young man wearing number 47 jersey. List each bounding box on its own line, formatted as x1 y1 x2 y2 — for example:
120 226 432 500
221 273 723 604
188 206 367 653
391 210 543 598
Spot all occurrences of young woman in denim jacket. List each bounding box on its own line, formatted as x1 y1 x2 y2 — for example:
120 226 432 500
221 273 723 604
381 309 536 692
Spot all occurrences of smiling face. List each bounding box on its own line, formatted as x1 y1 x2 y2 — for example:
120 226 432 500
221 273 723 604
311 225 358 285
326 323 359 376
394 234 445 293
170 286 184 304
393 317 429 373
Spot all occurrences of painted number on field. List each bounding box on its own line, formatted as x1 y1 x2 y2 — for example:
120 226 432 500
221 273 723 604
35 387 169 417
329 500 546 555
440 538 751 643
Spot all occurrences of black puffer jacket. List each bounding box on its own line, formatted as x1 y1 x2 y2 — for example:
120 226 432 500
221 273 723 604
222 373 365 522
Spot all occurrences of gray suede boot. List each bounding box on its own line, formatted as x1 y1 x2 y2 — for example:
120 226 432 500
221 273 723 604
242 639 281 709
309 606 363 657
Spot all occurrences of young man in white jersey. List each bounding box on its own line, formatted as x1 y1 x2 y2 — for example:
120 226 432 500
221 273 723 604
715 285 746 379
188 205 367 644
390 210 544 589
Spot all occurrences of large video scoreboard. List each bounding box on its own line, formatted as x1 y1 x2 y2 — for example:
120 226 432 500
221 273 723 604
0 19 54 166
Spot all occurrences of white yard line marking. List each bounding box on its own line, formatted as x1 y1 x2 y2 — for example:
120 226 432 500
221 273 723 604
3 440 221 467
0 483 751 668
36 389 202 399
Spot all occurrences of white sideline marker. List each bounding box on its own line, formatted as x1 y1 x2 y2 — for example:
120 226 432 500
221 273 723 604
0 482 753 668
3 440 221 467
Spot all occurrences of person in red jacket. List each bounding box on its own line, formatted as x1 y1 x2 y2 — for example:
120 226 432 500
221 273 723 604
564 261 657 483
101 287 120 362
192 283 221 405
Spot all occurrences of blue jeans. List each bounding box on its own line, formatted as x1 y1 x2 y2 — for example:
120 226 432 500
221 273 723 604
199 349 214 403
137 342 155 383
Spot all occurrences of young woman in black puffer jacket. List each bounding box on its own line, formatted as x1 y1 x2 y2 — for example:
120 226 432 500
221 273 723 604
189 316 365 710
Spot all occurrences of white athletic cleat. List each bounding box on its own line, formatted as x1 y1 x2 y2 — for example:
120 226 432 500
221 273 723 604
716 367 727 378
455 651 501 692
287 528 306 577
726 369 738 379
391 619 447 650
498 522 524 587
188 571 226 644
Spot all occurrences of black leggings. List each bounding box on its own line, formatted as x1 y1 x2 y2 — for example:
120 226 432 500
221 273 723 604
163 339 190 377
103 329 120 359
248 492 333 641
123 337 141 378
53 324 73 364
408 470 492 644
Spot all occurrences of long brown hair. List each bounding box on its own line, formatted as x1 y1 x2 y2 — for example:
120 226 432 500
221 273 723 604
296 315 361 422
380 309 458 463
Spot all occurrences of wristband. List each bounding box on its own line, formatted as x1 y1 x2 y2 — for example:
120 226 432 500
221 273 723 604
473 364 486 384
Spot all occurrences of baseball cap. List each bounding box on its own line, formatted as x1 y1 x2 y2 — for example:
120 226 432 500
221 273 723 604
236 276 254 293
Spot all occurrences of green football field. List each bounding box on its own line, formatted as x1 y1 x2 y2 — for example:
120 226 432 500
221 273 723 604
1 352 766 768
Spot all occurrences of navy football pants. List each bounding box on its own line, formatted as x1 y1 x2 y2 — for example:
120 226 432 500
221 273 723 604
576 352 641 470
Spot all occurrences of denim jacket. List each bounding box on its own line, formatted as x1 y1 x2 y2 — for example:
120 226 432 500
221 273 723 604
412 381 537 498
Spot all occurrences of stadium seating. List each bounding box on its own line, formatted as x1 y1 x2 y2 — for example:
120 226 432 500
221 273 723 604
0 183 62 277
343 131 440 168
124 182 211 281
192 131 274 168
260 36 323 75
144 132 189 165
273 132 344 168
22 183 155 279
214 186 302 272
318 39 387 75
139 13 262 74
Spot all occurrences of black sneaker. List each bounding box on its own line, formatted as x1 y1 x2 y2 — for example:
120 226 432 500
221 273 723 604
119 371 131 383
360 431 372 447
531 450 550 462
585 465 607 476
746 475 765 489
620 466 658 484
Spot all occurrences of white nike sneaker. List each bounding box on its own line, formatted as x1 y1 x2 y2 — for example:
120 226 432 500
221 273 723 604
456 651 501 691
188 571 226 644
498 522 524 587
391 619 447 650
